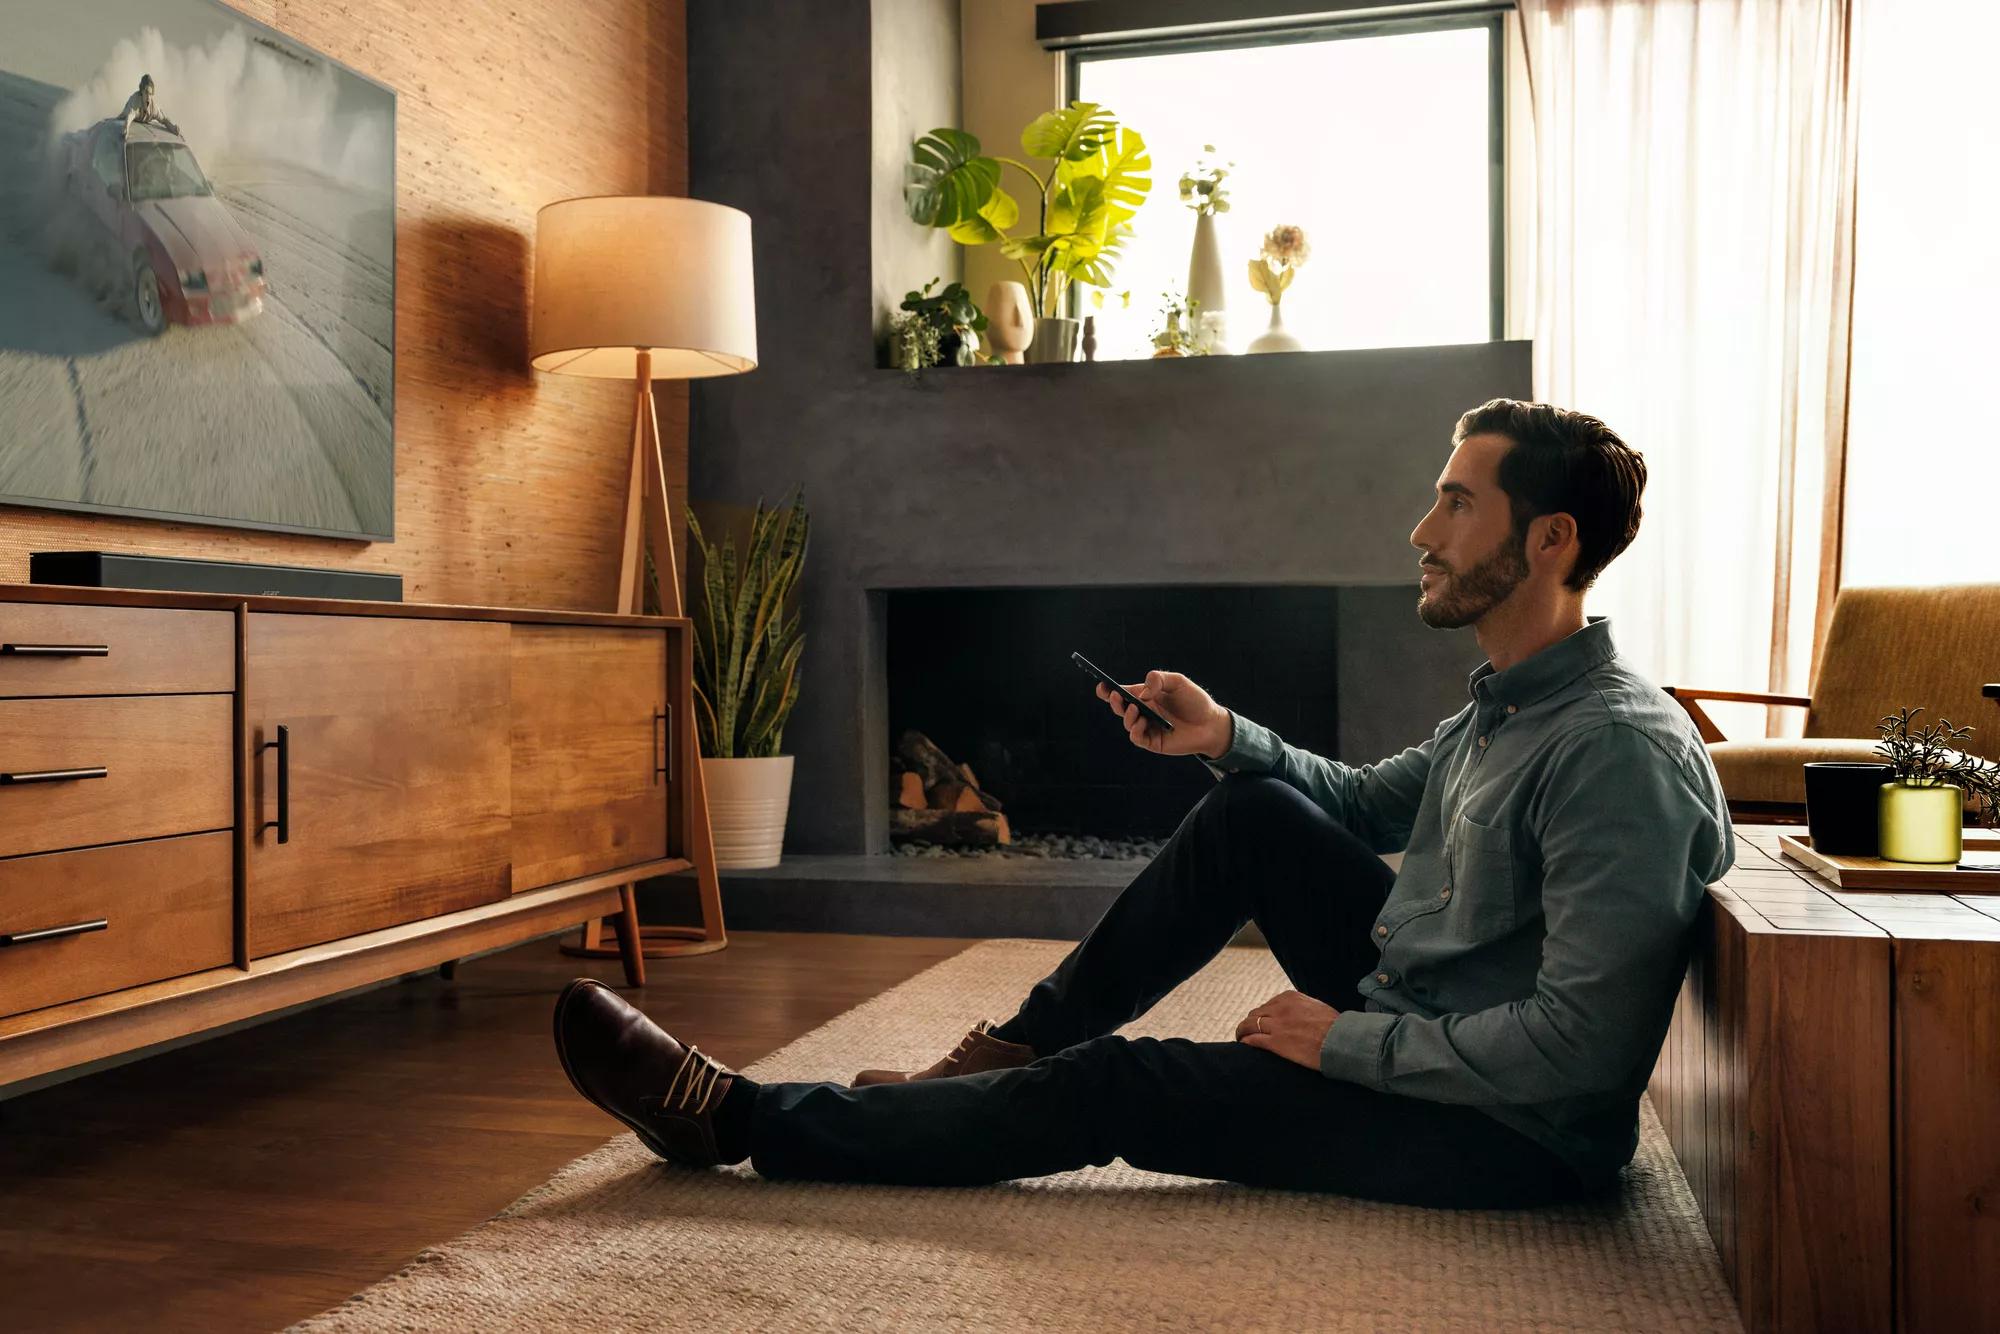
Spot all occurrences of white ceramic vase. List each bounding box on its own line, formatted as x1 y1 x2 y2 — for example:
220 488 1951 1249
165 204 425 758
984 281 1034 364
1186 212 1229 353
701 754 795 869
1246 302 1304 354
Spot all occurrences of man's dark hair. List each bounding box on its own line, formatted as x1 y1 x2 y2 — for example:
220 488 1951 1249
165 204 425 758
1452 398 1646 592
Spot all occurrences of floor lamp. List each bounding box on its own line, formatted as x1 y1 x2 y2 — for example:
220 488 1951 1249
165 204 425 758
528 196 758 970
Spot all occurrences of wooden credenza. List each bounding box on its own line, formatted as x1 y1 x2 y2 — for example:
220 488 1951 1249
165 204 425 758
0 586 693 1091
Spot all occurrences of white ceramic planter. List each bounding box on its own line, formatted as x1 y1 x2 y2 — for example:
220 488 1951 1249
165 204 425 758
702 755 795 869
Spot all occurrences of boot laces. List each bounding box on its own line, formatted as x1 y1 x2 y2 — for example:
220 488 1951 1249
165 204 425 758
663 1044 727 1115
943 1020 994 1066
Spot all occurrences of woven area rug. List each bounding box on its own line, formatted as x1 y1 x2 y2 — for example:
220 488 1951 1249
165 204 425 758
293 940 1740 1332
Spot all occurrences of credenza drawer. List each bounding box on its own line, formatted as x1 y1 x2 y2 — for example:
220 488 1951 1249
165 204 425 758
0 833 233 1019
0 696 233 858
0 603 232 697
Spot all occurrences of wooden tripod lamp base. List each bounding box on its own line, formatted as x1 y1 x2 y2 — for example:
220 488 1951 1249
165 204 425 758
529 195 759 984
560 352 730 978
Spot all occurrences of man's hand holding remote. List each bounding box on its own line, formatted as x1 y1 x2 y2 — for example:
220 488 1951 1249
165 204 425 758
1095 671 1233 759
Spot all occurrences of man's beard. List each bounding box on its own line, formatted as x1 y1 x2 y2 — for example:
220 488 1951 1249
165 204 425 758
1417 532 1530 629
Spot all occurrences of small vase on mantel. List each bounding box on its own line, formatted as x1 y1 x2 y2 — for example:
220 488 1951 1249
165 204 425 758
1246 301 1304 354
1186 212 1229 354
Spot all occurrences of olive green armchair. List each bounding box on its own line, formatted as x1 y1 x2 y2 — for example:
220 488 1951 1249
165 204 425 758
1665 584 2000 820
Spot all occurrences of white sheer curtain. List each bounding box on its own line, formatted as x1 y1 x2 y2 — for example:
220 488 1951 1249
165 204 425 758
1514 0 1858 736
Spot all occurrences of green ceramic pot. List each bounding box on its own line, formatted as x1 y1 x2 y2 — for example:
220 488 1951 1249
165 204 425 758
1877 780 1964 864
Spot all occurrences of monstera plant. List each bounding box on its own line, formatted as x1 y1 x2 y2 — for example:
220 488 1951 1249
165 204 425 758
905 102 1151 320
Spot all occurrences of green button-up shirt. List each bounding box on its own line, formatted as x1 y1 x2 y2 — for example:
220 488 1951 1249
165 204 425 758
1199 617 1733 1185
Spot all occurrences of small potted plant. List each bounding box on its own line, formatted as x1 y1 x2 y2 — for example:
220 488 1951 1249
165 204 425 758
1873 707 2000 863
685 488 810 869
1149 291 1206 358
888 278 989 372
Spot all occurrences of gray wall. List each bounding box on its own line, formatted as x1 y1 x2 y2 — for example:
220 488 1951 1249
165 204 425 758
688 1 1524 853
870 0 962 344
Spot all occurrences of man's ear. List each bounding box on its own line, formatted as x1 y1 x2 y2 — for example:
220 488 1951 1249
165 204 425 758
1533 512 1579 569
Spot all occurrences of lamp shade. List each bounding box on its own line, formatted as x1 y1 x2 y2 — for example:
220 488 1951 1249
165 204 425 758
529 195 757 380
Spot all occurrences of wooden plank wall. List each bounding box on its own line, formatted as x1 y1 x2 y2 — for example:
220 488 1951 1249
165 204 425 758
0 0 690 613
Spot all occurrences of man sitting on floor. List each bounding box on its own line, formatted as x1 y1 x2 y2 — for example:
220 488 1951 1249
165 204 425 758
551 397 1734 1209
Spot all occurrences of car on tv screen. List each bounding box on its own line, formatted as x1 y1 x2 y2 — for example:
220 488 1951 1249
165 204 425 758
58 117 268 334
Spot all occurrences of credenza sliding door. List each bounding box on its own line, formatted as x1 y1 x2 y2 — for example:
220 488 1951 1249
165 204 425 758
244 614 512 957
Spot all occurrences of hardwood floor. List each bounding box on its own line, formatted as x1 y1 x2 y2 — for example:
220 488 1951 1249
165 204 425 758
0 929 976 1334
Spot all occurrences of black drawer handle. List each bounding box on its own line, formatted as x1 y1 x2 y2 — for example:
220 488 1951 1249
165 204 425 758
0 643 110 657
1 918 109 947
262 724 289 844
654 706 671 782
0 767 109 785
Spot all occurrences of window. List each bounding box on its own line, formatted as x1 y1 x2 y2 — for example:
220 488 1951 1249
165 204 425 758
1838 0 1995 589
1069 17 1501 361
92 127 123 191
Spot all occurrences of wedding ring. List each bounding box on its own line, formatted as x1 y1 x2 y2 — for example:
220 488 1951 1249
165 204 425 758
1255 1015 1264 1034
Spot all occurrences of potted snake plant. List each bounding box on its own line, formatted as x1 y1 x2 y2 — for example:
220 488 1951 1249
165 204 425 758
685 488 809 868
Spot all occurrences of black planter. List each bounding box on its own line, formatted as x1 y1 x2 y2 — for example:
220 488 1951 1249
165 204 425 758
1802 761 1894 855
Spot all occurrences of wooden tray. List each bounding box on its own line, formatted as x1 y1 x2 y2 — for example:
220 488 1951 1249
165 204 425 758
1779 832 2000 892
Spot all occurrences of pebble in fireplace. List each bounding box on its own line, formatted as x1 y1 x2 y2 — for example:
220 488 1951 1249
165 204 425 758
885 585 1341 857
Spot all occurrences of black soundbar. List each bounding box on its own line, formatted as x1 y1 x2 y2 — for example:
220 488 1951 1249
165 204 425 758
30 552 404 602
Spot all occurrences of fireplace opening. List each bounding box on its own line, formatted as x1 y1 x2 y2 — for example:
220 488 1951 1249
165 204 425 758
884 586 1340 855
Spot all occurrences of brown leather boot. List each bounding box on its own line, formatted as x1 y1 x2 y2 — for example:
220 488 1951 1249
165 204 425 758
553 978 740 1167
850 1019 1038 1087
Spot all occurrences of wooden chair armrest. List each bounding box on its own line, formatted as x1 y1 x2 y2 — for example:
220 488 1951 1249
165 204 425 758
1663 686 1815 708
1662 686 1814 744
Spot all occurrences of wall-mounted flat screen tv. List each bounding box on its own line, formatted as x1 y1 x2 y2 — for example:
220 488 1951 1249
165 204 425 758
1 0 395 540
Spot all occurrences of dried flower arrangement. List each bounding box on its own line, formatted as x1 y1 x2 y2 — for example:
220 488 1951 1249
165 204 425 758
1247 224 1311 308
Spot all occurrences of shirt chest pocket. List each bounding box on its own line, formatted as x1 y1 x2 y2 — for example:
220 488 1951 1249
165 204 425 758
1446 815 1519 939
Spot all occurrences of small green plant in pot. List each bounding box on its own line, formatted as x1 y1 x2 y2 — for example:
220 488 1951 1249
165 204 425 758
888 278 989 372
1872 707 2000 863
685 487 810 868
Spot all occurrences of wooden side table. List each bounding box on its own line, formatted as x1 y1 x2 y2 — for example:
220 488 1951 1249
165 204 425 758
1653 824 2000 1333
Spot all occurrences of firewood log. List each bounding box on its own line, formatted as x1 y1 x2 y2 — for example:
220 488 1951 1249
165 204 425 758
891 807 1003 847
896 730 963 791
896 771 927 810
897 730 1004 811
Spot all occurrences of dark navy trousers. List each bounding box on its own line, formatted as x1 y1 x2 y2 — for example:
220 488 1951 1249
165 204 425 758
747 774 1590 1208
